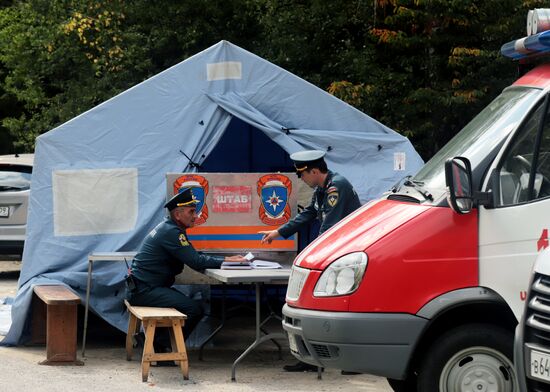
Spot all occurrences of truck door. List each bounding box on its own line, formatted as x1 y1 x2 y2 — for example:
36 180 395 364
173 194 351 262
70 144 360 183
479 93 550 320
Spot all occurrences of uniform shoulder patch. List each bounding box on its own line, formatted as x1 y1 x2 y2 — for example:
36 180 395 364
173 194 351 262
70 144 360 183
179 233 190 247
327 191 339 207
326 186 338 193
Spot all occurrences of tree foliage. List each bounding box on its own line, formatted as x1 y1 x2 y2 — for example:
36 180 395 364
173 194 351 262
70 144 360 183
325 0 530 158
0 0 259 151
0 0 540 159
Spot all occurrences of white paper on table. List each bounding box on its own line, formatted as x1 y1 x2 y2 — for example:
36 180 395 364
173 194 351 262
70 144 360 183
251 260 282 269
242 252 281 268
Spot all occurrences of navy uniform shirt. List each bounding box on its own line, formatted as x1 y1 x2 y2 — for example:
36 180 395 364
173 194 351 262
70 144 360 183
278 171 361 238
131 218 224 288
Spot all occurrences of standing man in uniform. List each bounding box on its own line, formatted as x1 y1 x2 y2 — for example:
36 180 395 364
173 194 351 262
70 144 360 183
260 150 361 244
127 187 246 341
259 150 362 372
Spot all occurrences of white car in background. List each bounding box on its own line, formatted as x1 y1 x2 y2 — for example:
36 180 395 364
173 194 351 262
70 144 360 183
0 154 33 256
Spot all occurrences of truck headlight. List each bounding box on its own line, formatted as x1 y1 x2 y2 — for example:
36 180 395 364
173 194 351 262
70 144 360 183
313 252 368 297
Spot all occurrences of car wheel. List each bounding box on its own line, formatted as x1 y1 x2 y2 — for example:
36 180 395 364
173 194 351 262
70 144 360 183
417 323 517 392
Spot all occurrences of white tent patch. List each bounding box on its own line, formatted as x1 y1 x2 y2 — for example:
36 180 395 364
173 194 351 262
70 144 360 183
207 61 242 81
52 168 138 236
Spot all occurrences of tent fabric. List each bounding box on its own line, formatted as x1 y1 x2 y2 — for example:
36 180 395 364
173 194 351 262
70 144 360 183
2 41 423 345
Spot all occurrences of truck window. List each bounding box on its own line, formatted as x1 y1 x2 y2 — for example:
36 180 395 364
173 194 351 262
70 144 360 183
537 114 550 191
413 87 539 193
497 95 550 206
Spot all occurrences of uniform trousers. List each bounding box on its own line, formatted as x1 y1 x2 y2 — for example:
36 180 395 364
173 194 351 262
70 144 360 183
127 284 203 341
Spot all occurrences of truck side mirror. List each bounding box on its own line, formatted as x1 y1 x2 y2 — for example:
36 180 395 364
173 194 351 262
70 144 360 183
445 157 473 214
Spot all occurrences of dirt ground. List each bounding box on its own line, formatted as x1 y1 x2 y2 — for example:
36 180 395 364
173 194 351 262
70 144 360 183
0 258 392 392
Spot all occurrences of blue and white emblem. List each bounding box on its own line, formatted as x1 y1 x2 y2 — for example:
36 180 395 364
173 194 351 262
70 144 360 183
261 185 288 218
257 174 292 225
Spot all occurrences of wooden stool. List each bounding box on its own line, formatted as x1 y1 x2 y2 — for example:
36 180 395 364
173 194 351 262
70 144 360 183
124 300 189 382
32 285 83 366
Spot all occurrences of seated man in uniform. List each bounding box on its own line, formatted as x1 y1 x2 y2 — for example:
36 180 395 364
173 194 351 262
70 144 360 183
127 187 246 342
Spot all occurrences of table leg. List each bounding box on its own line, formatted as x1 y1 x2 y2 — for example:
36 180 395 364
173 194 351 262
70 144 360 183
231 283 285 382
199 284 227 360
81 260 93 357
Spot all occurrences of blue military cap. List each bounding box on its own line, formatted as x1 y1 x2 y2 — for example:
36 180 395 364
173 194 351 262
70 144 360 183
290 150 326 176
164 187 200 211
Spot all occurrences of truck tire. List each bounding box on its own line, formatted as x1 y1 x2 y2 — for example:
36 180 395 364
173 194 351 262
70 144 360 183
387 377 417 392
417 323 517 392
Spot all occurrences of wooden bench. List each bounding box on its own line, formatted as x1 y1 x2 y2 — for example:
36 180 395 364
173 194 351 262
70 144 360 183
32 285 83 365
124 300 189 382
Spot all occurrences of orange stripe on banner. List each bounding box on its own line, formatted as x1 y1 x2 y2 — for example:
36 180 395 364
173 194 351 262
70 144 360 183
191 240 296 250
188 225 279 234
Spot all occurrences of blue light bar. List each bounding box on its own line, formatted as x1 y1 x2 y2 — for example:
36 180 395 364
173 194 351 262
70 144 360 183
501 30 550 59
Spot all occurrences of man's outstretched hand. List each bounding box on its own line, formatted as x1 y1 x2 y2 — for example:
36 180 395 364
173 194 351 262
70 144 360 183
258 230 280 244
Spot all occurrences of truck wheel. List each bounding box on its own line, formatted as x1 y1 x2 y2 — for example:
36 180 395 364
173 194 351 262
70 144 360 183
387 377 417 392
417 323 517 392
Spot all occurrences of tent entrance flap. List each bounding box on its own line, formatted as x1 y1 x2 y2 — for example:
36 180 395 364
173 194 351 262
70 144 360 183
199 116 313 252
201 116 293 173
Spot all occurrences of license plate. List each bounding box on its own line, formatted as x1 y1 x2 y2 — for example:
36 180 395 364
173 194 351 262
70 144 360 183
531 349 550 381
288 334 298 353
0 206 8 218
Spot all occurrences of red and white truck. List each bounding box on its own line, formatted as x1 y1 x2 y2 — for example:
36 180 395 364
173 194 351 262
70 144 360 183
282 33 550 391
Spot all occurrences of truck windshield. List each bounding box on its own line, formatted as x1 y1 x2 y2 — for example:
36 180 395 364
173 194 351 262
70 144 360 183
413 86 540 192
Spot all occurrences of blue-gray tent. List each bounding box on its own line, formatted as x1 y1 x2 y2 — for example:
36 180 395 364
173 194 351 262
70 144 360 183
3 40 423 345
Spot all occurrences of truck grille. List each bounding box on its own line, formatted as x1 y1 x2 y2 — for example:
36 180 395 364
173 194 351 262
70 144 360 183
286 266 310 301
525 273 550 391
527 274 550 344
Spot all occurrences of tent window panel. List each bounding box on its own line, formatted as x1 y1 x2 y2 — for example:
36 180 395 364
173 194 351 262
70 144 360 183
201 117 292 173
52 168 138 236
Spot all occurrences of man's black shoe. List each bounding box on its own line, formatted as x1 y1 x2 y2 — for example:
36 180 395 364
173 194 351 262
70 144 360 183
154 342 172 353
341 370 362 375
283 361 322 372
132 332 145 348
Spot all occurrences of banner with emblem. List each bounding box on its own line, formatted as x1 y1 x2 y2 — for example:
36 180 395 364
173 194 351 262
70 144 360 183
166 172 298 251
172 174 209 225
257 174 292 226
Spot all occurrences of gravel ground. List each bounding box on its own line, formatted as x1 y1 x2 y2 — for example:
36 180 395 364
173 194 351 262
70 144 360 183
0 258 392 392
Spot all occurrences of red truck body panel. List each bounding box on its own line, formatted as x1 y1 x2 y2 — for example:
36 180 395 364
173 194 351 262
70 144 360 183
288 200 478 313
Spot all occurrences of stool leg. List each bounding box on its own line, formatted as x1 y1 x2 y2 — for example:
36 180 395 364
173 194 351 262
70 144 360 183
126 313 138 361
142 320 156 382
169 327 176 353
172 320 189 380
45 304 78 363
31 294 46 344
